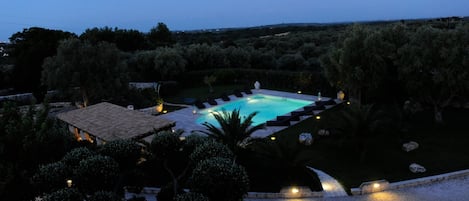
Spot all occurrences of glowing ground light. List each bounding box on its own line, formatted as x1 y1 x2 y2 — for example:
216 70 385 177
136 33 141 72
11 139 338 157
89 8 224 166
373 183 381 188
346 101 351 105
162 110 168 114
297 90 302 94
322 183 332 191
270 136 276 141
291 187 299 194
315 116 321 120
66 179 72 187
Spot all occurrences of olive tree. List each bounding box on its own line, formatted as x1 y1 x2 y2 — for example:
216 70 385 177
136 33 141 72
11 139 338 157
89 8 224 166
397 25 469 123
42 38 129 106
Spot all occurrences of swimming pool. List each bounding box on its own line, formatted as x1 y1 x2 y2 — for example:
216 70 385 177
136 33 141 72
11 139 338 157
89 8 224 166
195 94 314 126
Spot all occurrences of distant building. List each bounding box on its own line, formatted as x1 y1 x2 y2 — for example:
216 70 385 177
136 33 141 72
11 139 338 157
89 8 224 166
57 102 175 145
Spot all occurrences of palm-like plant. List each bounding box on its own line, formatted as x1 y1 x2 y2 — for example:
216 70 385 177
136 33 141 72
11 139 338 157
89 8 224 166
197 109 265 154
324 104 399 161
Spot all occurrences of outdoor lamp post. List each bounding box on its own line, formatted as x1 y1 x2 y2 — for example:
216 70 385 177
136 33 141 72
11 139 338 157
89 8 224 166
66 179 73 188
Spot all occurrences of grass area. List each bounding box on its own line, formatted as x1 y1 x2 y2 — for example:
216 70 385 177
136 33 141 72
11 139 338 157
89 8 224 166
271 104 469 192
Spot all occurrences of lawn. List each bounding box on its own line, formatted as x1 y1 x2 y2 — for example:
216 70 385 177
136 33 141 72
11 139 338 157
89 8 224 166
271 104 469 192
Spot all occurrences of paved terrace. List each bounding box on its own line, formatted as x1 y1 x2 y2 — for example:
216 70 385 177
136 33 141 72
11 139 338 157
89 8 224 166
157 89 336 138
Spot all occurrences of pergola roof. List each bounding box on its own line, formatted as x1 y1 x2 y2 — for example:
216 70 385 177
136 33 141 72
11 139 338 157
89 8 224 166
57 102 175 142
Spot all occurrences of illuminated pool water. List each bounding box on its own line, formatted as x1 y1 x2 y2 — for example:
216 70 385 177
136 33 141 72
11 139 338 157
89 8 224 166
196 94 314 126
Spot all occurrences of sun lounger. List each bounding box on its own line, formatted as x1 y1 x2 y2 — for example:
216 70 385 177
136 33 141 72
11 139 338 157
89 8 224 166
207 97 218 106
234 89 243 97
244 88 253 94
220 93 230 101
194 100 206 109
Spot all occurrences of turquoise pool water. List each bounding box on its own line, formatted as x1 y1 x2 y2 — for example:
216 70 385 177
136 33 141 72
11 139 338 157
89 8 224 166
195 94 313 126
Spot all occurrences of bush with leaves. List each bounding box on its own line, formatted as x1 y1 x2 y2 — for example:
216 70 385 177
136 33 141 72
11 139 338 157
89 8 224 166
151 131 183 159
61 147 96 169
74 155 120 193
99 139 141 171
189 141 234 164
43 188 83 201
190 157 249 201
174 192 209 201
182 134 212 155
88 191 121 201
32 162 69 193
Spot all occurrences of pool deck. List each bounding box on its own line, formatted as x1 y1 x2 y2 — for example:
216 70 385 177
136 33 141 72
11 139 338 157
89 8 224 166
155 89 338 139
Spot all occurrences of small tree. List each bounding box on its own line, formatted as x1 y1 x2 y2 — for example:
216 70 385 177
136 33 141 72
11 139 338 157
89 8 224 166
150 130 184 197
190 157 249 201
203 75 216 93
197 109 265 155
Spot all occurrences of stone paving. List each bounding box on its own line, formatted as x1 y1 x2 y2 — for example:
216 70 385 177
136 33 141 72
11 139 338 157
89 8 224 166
307 167 348 197
126 176 469 201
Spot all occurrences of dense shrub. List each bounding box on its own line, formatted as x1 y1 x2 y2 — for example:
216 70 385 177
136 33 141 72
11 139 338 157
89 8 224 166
74 155 120 193
61 147 95 168
43 188 83 201
32 162 69 193
189 141 234 163
182 134 212 155
190 157 249 201
151 131 183 159
99 139 141 171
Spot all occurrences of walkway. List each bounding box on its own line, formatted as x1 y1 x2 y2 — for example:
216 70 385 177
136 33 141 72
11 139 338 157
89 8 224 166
245 175 469 201
307 167 347 197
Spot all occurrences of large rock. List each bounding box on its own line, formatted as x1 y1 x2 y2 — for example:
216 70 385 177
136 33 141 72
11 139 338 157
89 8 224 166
402 141 419 152
299 133 313 145
409 163 426 173
317 129 330 136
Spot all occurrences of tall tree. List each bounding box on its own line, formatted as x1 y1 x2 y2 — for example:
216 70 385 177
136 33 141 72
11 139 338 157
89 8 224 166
42 38 129 106
153 47 186 80
397 25 469 123
9 27 75 95
320 25 388 105
148 22 174 48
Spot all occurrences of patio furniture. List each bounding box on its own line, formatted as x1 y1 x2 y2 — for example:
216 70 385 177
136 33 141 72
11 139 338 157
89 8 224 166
220 93 230 101
234 89 243 97
194 100 206 109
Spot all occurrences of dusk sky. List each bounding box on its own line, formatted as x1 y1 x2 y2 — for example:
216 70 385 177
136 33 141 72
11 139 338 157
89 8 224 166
1 0 468 41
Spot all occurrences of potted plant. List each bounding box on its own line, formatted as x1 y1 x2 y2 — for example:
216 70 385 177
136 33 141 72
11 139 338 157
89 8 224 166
155 97 164 113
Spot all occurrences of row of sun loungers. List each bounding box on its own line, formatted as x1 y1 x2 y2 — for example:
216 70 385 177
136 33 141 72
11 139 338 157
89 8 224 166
266 99 338 126
193 88 253 109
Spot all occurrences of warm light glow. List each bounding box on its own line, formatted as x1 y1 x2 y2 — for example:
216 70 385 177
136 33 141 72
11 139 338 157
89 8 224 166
291 187 299 194
373 183 380 188
66 179 72 188
322 183 332 191
179 136 186 141
346 101 351 105
315 116 321 120
163 110 168 114
297 90 302 94
270 136 276 141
